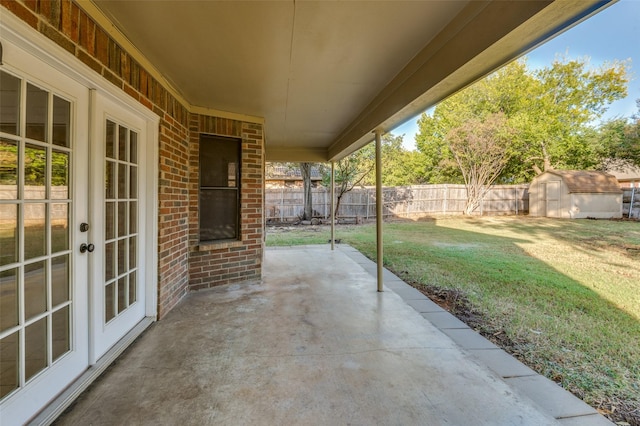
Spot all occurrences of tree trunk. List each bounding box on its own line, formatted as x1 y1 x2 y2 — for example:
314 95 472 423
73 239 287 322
334 193 343 219
300 162 313 220
541 142 552 172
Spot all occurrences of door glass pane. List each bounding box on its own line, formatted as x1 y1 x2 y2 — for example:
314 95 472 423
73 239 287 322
118 201 127 237
106 120 116 159
129 236 136 269
24 203 46 260
105 160 115 199
51 203 69 253
0 139 18 199
24 260 47 320
52 96 71 147
25 144 46 199
129 271 136 304
129 201 137 234
51 255 69 306
130 166 137 198
25 317 48 381
105 201 115 240
26 83 48 142
105 242 115 281
105 283 115 323
118 163 127 199
118 125 127 161
129 131 137 164
0 331 19 399
117 277 126 313
0 204 18 266
118 239 126 275
0 71 21 136
0 268 18 332
52 306 70 362
51 150 69 199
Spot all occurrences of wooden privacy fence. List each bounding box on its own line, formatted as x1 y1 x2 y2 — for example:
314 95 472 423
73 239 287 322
265 184 530 222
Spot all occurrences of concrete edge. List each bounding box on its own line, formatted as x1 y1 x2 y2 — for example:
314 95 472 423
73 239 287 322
335 244 613 426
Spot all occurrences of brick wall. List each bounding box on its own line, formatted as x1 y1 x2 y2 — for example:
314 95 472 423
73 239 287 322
188 115 264 290
157 114 190 318
2 0 265 317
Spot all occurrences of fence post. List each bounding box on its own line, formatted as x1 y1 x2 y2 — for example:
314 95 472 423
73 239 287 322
514 186 518 215
443 185 448 214
324 189 328 219
365 188 370 220
280 187 284 221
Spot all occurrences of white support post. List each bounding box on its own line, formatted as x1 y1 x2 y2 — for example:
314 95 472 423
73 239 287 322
331 161 335 250
375 130 383 292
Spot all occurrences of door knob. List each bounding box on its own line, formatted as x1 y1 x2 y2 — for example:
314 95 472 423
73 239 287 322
80 223 90 232
80 243 95 253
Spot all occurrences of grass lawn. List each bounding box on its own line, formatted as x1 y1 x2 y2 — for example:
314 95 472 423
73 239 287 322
266 216 640 424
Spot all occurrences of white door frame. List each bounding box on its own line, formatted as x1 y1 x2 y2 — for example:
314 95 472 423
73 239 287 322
0 36 90 426
88 91 152 363
1 11 159 423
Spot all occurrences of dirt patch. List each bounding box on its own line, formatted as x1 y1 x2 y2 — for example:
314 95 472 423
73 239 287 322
398 274 640 426
404 279 524 353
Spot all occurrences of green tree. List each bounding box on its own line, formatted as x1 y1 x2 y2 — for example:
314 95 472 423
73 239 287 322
321 133 428 217
360 134 428 186
590 100 640 169
447 113 514 214
416 58 629 183
322 146 374 218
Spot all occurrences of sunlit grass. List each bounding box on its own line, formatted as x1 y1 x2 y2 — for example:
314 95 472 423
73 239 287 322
266 216 640 413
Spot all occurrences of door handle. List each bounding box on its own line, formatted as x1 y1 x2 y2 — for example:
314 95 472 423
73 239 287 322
80 243 95 253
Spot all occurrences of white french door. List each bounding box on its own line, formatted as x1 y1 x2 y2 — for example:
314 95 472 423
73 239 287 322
0 42 89 425
89 93 147 363
1 23 156 422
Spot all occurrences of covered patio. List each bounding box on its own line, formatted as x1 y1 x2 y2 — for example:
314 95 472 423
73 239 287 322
0 1 620 423
49 246 607 425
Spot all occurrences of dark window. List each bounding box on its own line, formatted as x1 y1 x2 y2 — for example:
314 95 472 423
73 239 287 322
199 135 241 241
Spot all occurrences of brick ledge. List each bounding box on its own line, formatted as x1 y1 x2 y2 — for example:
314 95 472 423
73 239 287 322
195 240 244 252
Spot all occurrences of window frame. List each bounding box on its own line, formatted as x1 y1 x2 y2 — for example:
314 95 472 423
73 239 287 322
198 134 241 243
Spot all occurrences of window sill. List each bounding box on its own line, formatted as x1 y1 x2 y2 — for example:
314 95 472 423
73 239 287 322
196 239 243 252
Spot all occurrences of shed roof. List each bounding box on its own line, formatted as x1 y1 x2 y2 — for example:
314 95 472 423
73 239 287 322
544 170 622 193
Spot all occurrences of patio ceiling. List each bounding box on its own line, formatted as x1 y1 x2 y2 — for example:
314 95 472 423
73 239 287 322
89 0 611 162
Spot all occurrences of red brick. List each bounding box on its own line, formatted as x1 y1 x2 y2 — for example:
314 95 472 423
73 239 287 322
60 0 73 40
95 27 109 65
24 0 37 11
78 11 95 54
1 0 38 28
123 84 139 101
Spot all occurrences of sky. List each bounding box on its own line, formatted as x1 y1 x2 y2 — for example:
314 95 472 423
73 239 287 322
394 0 640 151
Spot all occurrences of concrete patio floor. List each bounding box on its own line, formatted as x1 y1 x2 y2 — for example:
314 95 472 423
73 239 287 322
53 245 611 425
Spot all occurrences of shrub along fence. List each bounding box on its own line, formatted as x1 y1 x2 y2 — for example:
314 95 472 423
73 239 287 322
265 184 530 222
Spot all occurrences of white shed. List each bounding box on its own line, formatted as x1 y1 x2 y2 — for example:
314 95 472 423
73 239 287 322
529 170 622 219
